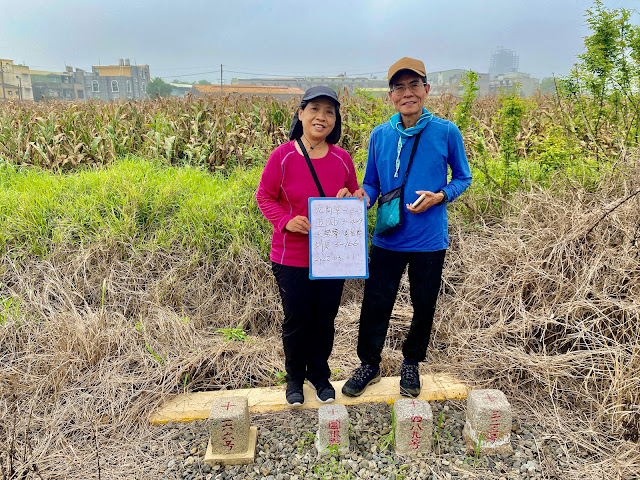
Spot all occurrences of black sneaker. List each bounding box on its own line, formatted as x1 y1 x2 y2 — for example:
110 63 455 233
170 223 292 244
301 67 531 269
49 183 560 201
307 379 335 403
341 364 381 397
286 381 304 406
400 363 421 397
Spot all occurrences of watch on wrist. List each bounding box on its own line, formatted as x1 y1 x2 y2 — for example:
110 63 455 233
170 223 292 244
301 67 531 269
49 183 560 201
437 190 448 205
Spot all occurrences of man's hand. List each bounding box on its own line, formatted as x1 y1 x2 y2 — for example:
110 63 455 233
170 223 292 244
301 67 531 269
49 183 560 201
352 187 371 207
406 190 444 214
285 216 311 233
336 187 352 198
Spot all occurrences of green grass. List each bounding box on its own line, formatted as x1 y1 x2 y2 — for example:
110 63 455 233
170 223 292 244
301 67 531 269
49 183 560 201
0 157 272 257
0 141 616 261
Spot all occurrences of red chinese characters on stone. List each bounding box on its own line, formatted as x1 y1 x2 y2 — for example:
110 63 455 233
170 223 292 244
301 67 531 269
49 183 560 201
222 418 235 451
488 410 500 443
328 419 341 445
409 415 423 449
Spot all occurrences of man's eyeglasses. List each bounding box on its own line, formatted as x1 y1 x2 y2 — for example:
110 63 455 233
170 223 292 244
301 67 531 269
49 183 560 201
390 81 426 94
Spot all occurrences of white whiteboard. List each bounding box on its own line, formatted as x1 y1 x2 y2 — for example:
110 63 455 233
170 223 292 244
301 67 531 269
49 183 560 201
308 197 369 279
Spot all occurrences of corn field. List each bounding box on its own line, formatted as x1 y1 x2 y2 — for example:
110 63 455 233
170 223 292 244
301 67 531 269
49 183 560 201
0 92 626 173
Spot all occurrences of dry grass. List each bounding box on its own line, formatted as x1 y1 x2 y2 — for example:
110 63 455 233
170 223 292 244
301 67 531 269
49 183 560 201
1 152 639 478
430 150 640 478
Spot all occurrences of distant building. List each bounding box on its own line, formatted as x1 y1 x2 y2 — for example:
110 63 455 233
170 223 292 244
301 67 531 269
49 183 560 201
233 76 388 93
190 84 305 100
31 66 85 101
430 69 466 87
0 59 34 101
490 72 539 96
1 57 151 102
84 59 150 101
428 69 490 96
489 47 519 78
476 73 490 95
357 88 389 98
169 83 193 97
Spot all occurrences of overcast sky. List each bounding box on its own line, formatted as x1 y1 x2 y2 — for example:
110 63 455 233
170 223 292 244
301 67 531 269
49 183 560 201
2 0 639 82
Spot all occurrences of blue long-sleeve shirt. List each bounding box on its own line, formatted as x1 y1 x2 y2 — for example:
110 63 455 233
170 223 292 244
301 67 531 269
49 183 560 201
363 116 472 252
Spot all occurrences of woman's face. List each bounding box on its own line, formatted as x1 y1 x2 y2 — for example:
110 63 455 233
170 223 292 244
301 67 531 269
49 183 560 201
298 97 336 143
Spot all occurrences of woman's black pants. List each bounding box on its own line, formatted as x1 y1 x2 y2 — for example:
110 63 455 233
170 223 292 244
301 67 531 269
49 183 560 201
272 262 344 384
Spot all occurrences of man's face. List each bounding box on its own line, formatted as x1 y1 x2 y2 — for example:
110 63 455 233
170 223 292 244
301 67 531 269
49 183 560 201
388 72 430 117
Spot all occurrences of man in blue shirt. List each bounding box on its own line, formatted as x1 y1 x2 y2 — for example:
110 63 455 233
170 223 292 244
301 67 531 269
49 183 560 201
343 57 472 398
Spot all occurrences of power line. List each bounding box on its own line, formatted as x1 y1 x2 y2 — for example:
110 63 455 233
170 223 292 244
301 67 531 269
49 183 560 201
225 69 388 78
224 64 389 77
159 70 220 79
157 63 388 80
224 70 301 78
152 65 221 72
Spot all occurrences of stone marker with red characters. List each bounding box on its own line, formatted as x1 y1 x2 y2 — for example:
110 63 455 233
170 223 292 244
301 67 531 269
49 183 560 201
393 398 433 455
463 389 513 454
316 404 349 456
205 396 258 466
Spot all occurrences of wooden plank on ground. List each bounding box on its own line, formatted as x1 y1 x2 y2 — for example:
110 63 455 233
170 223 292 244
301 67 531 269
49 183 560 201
149 374 468 424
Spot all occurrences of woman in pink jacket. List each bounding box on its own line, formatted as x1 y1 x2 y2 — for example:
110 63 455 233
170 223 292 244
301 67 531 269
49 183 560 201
256 86 359 406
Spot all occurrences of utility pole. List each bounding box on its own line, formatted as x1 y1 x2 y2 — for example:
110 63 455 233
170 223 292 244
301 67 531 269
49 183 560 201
16 76 22 100
220 64 223 94
1 62 5 100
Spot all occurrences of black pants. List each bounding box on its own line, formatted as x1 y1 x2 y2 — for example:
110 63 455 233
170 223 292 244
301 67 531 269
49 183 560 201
357 245 446 367
272 262 344 384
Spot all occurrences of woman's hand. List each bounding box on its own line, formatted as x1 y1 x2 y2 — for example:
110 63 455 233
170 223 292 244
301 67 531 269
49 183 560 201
352 188 371 207
336 187 352 198
285 216 311 234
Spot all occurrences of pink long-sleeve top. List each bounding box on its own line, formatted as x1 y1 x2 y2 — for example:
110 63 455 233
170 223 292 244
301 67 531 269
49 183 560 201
256 141 360 268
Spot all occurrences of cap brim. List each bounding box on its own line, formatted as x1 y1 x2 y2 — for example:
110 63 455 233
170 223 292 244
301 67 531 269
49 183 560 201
302 93 340 106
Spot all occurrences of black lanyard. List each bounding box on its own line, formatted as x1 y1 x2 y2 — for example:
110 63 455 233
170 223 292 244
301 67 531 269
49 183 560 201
296 138 326 197
401 130 423 188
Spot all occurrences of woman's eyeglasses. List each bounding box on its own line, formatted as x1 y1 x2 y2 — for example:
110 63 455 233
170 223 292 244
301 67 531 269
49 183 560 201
390 81 426 95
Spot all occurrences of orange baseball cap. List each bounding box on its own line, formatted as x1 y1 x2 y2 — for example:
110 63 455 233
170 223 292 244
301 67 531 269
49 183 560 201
388 57 426 84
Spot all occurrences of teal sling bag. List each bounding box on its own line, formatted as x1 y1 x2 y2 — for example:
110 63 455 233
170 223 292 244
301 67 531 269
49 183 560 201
374 130 423 236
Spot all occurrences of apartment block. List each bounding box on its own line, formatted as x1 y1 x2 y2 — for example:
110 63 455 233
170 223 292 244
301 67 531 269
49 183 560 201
0 59 34 101
85 59 150 101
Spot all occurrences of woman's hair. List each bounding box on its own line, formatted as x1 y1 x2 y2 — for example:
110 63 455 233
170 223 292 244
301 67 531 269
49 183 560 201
288 95 342 144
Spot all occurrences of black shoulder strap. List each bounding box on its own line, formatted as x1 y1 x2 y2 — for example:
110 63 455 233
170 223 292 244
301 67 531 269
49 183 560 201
296 138 326 197
401 129 424 187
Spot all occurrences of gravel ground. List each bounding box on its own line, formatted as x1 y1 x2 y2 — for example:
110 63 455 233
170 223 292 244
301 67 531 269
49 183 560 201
152 399 569 480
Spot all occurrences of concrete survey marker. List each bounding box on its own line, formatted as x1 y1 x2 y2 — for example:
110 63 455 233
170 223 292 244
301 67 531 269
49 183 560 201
316 404 349 456
462 389 513 455
149 374 467 424
204 396 258 466
393 398 433 455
